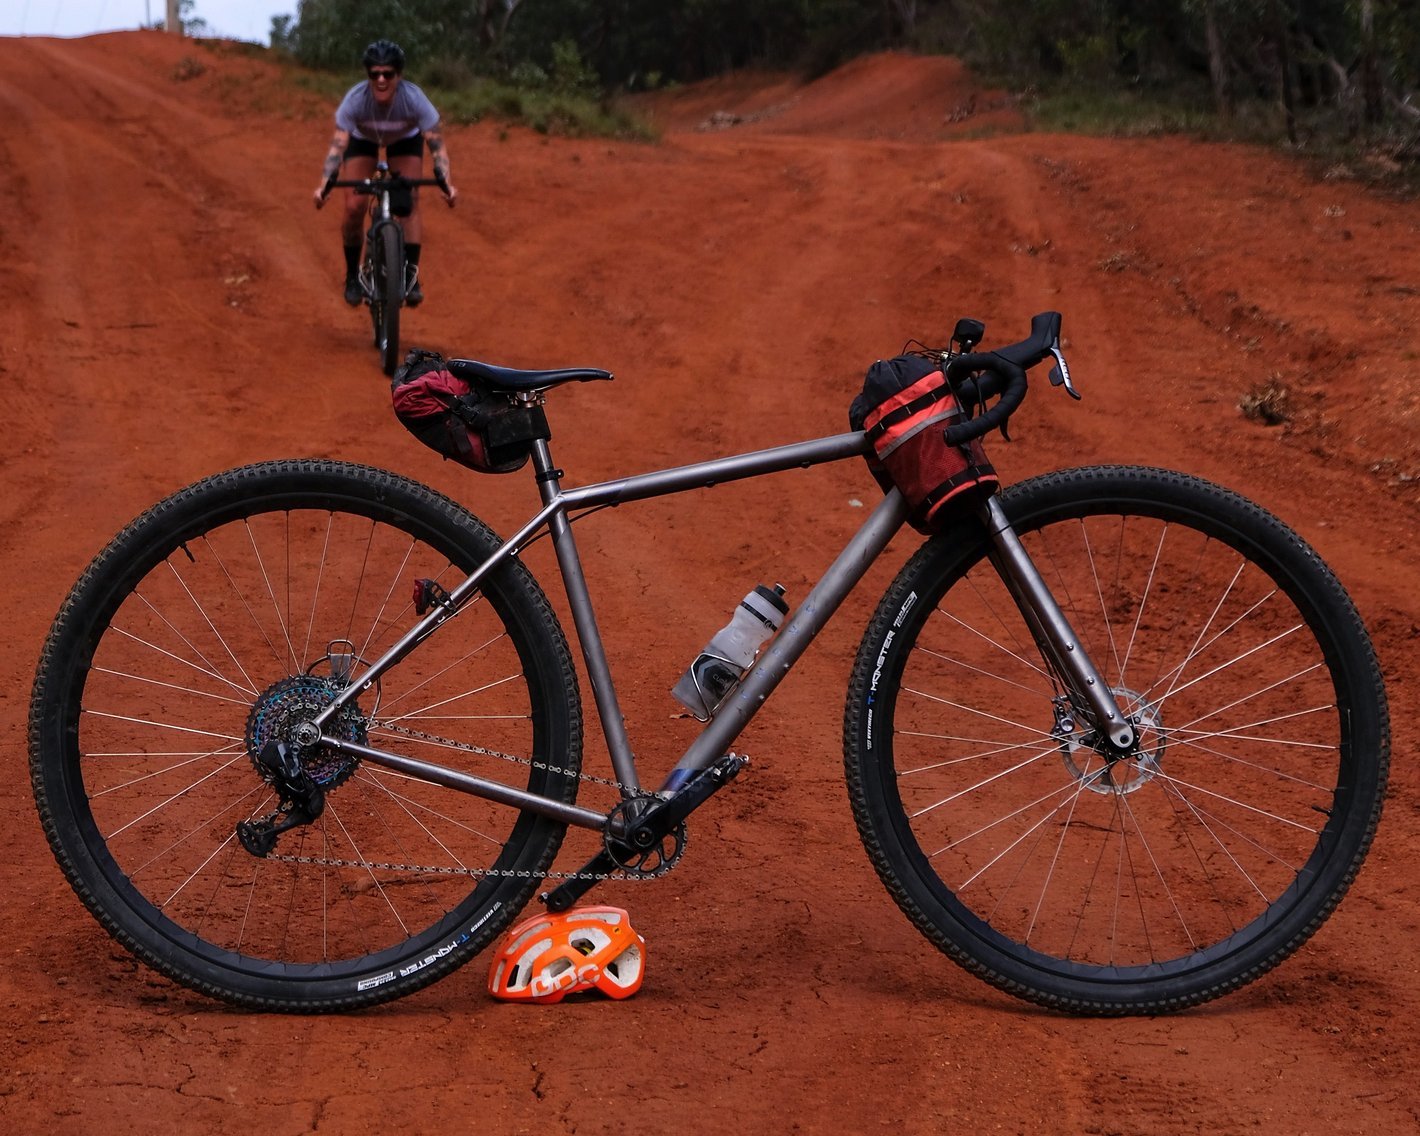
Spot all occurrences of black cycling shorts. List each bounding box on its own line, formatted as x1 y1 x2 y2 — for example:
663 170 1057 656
345 132 424 160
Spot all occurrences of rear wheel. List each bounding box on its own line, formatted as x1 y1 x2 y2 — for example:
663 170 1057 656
29 460 582 1010
845 466 1389 1013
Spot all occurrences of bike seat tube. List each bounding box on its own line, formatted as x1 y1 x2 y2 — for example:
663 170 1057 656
531 436 643 795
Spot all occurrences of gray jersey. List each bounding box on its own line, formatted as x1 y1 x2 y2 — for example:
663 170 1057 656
335 80 440 144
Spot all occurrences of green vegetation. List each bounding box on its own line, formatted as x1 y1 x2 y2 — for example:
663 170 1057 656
257 1 1418 169
284 41 651 139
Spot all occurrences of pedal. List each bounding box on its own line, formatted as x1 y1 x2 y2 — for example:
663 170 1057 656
542 850 619 913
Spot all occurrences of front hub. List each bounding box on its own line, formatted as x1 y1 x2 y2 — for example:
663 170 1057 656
1054 688 1165 795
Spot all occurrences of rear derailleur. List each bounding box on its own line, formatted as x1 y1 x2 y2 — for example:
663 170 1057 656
236 741 326 857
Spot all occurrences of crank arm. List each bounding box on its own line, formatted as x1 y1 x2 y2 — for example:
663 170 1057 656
540 754 747 913
629 753 746 845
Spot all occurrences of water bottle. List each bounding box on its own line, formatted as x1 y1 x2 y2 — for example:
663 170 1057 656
671 584 789 720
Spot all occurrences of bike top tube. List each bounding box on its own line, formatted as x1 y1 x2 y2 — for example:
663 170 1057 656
319 313 1077 816
320 429 874 717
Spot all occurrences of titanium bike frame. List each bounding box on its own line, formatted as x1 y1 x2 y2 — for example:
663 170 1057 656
314 417 1130 833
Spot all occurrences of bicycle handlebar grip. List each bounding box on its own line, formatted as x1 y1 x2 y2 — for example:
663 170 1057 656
942 352 1029 445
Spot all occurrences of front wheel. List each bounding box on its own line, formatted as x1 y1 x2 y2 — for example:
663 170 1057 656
372 223 403 375
29 460 583 1011
844 466 1389 1014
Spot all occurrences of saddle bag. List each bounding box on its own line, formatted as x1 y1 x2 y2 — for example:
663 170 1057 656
390 348 545 474
849 353 998 533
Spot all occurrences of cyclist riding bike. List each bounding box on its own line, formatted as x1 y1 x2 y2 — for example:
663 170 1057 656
313 39 458 308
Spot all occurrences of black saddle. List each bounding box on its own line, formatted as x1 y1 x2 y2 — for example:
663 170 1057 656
447 358 613 393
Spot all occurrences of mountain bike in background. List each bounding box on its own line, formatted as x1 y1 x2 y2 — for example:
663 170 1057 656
323 162 449 375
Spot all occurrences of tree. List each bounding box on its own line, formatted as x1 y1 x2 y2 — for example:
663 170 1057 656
1201 0 1231 116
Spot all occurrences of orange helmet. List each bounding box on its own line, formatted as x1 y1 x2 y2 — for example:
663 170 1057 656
488 906 646 1004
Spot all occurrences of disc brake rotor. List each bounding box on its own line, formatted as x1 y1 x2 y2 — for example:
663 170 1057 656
1055 687 1165 795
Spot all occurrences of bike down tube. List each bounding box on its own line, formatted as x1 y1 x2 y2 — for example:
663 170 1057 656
979 495 1135 750
665 484 913 789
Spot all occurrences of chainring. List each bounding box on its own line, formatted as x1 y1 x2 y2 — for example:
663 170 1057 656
603 797 686 879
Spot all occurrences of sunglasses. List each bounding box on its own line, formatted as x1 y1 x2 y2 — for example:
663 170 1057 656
367 68 399 80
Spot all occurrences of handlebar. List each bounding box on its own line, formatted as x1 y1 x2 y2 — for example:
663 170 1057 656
320 170 450 201
941 311 1076 445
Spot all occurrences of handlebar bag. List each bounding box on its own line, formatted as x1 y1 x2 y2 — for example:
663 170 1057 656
391 348 544 473
849 354 998 533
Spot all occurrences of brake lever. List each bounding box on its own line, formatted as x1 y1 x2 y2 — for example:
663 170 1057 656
1048 340 1081 400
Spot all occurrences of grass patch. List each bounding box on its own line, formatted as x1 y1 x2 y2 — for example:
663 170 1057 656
1028 84 1259 141
278 54 654 141
435 79 655 139
1022 79 1420 196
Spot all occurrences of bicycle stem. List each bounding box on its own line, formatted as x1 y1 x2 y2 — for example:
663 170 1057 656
979 496 1136 751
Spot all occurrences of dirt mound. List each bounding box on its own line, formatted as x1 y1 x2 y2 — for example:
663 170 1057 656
4 31 1418 1136
634 50 1024 139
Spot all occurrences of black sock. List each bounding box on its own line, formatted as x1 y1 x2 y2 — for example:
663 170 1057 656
343 245 360 279
406 243 422 268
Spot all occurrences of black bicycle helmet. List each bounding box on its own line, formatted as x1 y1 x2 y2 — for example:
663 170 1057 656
362 40 405 72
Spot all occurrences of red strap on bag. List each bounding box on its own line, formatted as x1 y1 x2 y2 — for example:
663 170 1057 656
857 362 998 533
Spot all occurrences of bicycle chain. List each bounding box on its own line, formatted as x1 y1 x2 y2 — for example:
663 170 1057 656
264 849 676 884
265 718 674 883
376 719 638 793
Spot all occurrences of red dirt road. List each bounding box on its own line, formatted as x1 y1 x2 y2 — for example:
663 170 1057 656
4 33 1418 1134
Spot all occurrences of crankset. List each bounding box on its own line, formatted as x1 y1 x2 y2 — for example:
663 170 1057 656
603 797 686 878
542 753 747 912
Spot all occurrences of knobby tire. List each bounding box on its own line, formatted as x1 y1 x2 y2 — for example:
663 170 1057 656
29 460 583 1011
378 224 403 375
844 466 1388 1014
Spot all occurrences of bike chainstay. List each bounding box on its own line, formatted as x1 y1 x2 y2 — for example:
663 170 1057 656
377 719 631 793
265 719 670 883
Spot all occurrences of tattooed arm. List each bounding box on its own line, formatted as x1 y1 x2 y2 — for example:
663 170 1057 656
313 128 351 208
425 128 459 206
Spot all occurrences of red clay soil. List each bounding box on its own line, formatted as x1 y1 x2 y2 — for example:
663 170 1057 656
3 32 1419 1135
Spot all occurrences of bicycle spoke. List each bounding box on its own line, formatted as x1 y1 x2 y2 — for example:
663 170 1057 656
34 463 582 1006
847 466 1386 1011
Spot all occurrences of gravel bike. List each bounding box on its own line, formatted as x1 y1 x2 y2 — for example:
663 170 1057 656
323 162 449 376
28 314 1389 1014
